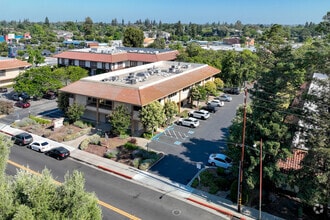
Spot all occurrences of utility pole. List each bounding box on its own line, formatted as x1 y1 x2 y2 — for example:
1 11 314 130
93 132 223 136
259 139 263 220
238 88 248 213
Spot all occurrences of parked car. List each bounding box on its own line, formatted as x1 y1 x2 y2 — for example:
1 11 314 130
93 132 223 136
11 132 33 146
208 153 232 169
15 101 30 108
188 110 210 120
28 141 52 152
201 105 219 113
223 87 240 95
43 91 57 100
177 117 200 128
12 92 30 101
45 146 70 160
207 99 224 107
217 94 232 102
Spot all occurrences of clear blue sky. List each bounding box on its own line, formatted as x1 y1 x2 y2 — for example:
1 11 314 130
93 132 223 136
2 0 329 25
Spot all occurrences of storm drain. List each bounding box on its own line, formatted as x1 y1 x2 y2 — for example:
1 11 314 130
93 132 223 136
172 209 181 216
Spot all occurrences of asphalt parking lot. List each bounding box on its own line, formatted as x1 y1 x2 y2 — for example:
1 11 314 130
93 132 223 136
148 94 244 184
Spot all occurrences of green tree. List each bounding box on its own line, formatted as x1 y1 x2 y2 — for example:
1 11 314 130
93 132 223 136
0 134 11 182
54 66 89 85
57 92 70 113
83 17 94 36
14 66 59 98
44 16 50 27
123 26 144 47
148 38 165 49
204 81 217 97
66 103 85 123
296 73 330 215
190 85 207 107
139 101 165 133
108 105 131 136
163 101 178 125
214 78 224 89
27 47 45 66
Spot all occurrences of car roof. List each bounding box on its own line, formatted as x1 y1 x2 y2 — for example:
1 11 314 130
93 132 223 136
211 153 229 159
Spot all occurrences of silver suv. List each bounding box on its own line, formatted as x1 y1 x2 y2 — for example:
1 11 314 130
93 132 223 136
177 117 200 128
11 132 33 146
188 110 210 120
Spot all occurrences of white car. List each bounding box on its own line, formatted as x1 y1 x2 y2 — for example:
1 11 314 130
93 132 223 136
207 99 224 107
217 94 232 102
188 110 210 120
28 141 52 152
208 153 232 169
177 117 200 128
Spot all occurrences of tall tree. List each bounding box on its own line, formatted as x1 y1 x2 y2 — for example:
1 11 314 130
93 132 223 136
163 101 178 125
123 26 144 47
139 101 165 133
83 16 94 36
108 105 131 136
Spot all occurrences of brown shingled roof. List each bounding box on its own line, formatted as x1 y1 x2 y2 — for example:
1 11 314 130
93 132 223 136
59 65 220 106
278 149 307 171
0 58 31 70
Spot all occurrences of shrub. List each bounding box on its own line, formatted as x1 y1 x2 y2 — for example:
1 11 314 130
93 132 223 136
191 179 199 188
132 158 141 168
73 120 90 129
0 101 14 114
124 142 139 151
79 139 89 150
209 184 219 194
142 132 152 139
89 134 101 145
13 118 36 128
29 115 51 125
104 150 119 159
139 159 154 170
128 137 137 144
216 167 225 176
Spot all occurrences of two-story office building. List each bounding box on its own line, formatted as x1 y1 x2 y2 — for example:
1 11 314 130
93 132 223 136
59 61 220 134
54 46 179 75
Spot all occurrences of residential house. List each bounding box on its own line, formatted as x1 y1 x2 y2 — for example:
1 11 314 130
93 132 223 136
59 61 220 134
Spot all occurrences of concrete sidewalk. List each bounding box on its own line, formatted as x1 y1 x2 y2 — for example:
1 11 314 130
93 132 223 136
0 122 283 220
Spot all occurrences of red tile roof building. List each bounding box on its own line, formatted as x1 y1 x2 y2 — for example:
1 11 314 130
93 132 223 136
60 61 220 134
0 57 31 87
54 47 179 75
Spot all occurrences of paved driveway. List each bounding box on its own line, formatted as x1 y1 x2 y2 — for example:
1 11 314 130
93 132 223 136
148 94 244 184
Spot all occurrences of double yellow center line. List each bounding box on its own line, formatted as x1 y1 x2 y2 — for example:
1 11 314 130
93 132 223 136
7 160 141 220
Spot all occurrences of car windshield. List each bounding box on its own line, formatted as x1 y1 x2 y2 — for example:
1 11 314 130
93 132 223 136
41 142 49 146
225 157 232 163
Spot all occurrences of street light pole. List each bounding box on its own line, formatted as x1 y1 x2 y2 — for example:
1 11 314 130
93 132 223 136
238 88 248 213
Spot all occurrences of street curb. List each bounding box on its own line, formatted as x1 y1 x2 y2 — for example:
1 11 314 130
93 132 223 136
97 165 133 180
186 197 245 220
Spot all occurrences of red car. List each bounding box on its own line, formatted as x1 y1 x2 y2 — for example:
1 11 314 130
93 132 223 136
15 101 30 108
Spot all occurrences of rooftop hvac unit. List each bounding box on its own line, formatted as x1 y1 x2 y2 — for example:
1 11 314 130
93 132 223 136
130 78 137 84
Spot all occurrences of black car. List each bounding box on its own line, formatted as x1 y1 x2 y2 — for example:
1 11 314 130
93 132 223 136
45 146 70 160
201 105 219 113
0 87 8 93
12 92 30 101
11 132 33 146
42 91 57 100
223 87 240 95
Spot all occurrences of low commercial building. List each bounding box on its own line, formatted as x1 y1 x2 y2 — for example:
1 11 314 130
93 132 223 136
54 46 179 75
0 57 31 87
59 61 220 134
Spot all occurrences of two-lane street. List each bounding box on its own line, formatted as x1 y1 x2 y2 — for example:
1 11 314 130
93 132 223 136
7 144 227 220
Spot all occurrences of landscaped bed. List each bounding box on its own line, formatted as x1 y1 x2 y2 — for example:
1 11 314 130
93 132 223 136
79 134 163 171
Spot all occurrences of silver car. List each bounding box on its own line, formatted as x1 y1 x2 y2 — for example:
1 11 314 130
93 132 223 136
177 117 200 128
217 94 232 102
